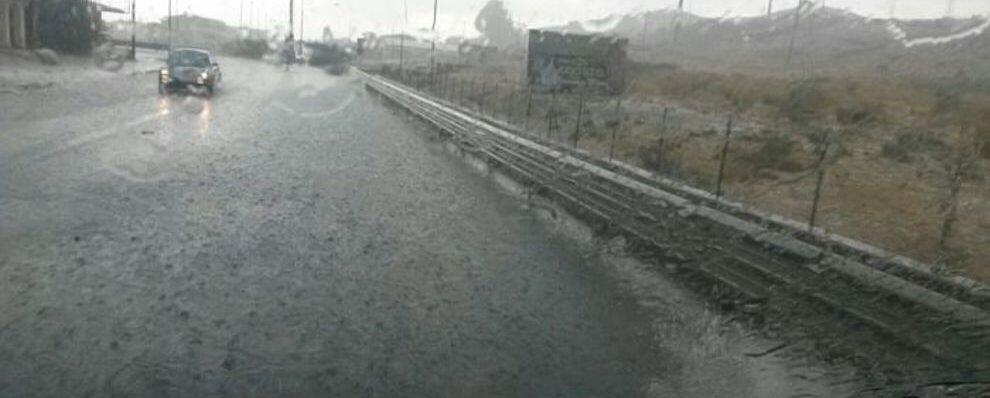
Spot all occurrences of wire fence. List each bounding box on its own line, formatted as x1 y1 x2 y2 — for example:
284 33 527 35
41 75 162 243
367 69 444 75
371 64 988 278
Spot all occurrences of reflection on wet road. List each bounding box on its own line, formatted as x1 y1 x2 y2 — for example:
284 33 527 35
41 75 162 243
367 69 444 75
0 59 855 397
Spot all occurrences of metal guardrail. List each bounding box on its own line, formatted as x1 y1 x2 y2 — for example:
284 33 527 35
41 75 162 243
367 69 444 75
362 71 990 367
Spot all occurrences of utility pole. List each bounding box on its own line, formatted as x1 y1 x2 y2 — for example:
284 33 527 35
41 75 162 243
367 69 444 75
786 0 805 65
129 0 136 60
289 0 294 38
767 0 773 16
167 0 172 50
430 0 438 86
399 0 407 76
174 0 179 34
640 13 648 46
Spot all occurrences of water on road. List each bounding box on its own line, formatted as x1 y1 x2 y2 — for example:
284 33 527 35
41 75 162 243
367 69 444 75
1 59 857 397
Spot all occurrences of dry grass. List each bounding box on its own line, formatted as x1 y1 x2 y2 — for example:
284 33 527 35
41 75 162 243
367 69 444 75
426 63 990 282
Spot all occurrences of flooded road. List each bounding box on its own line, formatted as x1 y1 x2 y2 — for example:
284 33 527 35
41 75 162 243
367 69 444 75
1 60 856 397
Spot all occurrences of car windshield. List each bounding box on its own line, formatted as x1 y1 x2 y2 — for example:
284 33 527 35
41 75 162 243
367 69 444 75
169 51 210 67
2 1 989 397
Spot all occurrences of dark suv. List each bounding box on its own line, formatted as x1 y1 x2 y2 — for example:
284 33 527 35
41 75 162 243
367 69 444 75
159 48 223 96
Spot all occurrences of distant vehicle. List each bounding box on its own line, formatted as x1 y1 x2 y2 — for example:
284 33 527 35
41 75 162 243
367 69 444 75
159 48 223 96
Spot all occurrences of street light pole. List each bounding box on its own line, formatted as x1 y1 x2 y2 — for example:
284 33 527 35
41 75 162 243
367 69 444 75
167 0 172 50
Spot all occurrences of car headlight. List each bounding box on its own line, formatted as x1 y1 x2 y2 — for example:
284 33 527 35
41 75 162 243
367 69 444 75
159 69 170 83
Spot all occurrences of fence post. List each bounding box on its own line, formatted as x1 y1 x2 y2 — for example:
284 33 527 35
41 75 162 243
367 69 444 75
609 98 623 161
480 82 488 115
506 86 516 124
525 87 534 130
715 115 734 199
547 90 557 138
657 107 670 172
808 133 831 231
492 82 500 118
469 80 477 110
573 92 585 149
442 71 450 99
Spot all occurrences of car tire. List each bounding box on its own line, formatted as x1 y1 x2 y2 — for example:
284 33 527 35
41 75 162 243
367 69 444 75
158 84 168 96
205 84 215 97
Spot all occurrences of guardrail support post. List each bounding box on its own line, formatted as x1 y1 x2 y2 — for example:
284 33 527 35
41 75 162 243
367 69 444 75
715 115 734 199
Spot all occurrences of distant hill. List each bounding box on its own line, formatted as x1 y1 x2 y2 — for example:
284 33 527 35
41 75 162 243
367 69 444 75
539 6 990 87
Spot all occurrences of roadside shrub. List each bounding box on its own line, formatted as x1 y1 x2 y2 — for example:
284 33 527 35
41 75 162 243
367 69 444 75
721 74 787 112
881 132 947 163
836 102 881 126
783 79 841 124
958 95 990 159
744 134 805 172
35 0 95 55
637 143 696 182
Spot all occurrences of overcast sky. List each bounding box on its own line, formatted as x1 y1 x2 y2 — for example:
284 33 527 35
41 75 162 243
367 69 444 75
106 0 990 40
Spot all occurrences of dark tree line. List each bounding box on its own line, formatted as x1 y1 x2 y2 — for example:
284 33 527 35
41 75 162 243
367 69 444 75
34 0 97 54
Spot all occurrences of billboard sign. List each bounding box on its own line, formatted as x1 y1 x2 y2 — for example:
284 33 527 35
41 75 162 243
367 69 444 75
527 29 628 93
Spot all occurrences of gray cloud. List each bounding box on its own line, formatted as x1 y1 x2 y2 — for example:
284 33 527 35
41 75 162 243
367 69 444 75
107 0 989 40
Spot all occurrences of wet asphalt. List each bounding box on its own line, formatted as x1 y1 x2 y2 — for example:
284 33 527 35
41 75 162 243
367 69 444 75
0 59 857 397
